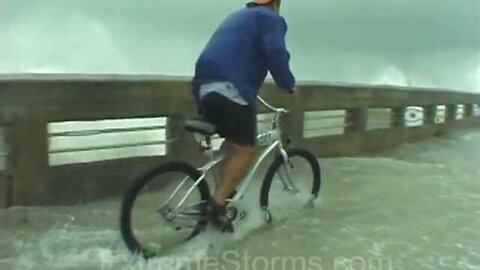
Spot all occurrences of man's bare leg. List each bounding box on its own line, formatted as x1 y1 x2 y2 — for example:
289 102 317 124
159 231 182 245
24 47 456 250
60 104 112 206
214 141 256 206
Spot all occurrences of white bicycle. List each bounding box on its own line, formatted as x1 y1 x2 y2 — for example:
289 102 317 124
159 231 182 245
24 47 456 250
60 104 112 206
120 96 322 258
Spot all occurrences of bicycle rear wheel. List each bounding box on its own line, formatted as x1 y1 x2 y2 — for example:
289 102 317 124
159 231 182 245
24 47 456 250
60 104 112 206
120 161 210 258
260 148 321 223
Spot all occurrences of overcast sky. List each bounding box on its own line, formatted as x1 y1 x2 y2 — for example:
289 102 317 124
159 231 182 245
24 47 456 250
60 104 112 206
1 0 479 91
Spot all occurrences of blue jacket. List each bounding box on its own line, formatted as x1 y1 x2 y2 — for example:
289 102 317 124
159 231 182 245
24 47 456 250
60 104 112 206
192 5 296 107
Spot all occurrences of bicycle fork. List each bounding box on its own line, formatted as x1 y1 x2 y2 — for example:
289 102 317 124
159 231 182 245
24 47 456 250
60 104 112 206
278 148 299 193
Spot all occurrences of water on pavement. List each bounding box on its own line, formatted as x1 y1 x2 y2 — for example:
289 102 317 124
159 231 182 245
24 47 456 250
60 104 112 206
1 130 479 270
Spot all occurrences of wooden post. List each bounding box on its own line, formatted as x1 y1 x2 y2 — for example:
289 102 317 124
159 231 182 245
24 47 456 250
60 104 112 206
464 104 474 118
423 105 437 125
281 109 305 146
345 108 368 133
0 114 9 208
0 170 6 208
446 104 457 122
166 115 201 163
9 112 50 206
391 107 406 128
3 121 14 209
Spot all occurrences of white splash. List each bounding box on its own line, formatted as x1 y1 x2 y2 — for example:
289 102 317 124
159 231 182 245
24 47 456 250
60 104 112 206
372 64 409 86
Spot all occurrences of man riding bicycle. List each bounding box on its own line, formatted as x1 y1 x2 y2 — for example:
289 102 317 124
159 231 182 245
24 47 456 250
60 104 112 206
192 0 298 232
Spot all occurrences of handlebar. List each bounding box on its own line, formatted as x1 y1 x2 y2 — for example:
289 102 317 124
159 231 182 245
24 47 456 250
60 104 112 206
257 96 289 115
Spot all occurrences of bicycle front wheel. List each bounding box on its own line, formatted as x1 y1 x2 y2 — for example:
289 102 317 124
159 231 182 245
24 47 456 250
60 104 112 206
120 161 210 258
260 148 321 223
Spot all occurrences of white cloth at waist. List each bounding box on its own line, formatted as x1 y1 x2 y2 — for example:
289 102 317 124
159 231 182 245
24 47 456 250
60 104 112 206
199 82 248 106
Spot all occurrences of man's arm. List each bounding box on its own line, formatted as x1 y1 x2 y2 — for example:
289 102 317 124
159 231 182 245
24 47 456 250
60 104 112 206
260 15 296 93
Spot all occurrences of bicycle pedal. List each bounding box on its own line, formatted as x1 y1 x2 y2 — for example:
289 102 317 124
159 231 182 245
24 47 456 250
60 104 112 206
226 204 238 214
218 220 235 233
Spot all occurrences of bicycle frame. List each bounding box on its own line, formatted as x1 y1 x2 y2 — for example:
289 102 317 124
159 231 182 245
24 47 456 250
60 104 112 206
168 96 293 214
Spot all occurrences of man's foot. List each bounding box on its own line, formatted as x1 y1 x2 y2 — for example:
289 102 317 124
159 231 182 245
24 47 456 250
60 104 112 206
205 198 234 233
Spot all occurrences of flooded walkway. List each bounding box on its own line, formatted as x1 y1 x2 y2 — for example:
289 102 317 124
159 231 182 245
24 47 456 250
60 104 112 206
1 130 479 270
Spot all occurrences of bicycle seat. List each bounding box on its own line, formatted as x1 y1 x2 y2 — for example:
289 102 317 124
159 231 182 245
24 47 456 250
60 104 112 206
185 118 217 136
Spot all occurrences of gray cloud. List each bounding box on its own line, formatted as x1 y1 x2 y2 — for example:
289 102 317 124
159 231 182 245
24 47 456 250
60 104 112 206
0 0 479 91
287 0 479 51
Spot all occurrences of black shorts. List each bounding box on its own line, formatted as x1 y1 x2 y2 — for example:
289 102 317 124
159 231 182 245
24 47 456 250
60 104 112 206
200 92 256 146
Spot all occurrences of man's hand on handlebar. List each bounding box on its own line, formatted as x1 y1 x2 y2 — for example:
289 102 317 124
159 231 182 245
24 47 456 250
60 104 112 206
290 87 300 97
281 87 299 109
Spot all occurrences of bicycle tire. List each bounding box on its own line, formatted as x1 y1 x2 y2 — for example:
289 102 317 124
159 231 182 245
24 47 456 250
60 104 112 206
260 148 321 212
120 161 210 258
